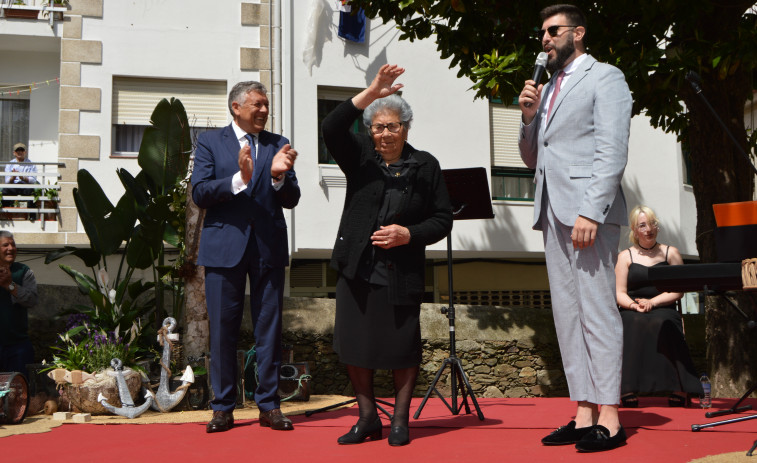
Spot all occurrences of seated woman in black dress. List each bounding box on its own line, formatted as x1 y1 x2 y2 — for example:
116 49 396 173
615 205 702 407
321 64 452 446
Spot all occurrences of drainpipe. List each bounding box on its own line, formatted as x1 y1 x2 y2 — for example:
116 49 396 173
270 0 281 135
271 0 293 295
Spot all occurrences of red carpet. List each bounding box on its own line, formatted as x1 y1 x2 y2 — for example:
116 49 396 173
5 397 757 462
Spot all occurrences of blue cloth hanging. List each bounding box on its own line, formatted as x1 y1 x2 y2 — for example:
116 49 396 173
338 7 366 43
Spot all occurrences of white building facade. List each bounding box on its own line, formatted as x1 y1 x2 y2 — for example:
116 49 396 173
0 0 698 306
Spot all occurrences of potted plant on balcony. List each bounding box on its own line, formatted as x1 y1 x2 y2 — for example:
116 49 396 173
41 0 68 19
4 1 41 19
33 183 59 221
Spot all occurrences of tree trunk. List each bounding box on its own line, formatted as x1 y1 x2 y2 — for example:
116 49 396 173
684 70 756 398
181 182 208 364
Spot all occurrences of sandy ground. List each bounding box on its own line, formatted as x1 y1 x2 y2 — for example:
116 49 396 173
0 394 353 438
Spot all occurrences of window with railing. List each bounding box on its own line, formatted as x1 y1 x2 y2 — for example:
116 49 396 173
0 161 62 227
0 1 67 22
112 76 228 156
489 99 535 201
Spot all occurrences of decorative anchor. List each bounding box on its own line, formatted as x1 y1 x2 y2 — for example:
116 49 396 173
98 358 153 419
150 317 194 412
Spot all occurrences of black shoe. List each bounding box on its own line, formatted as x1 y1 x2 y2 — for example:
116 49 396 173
668 393 687 407
259 408 294 431
337 417 382 444
206 410 234 433
541 420 594 445
575 425 627 452
388 425 409 446
621 393 639 408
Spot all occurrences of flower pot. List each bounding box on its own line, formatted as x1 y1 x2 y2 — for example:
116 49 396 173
3 8 40 19
3 208 28 221
63 369 142 415
37 199 58 221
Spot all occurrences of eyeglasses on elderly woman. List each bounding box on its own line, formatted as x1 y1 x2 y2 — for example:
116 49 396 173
369 122 404 135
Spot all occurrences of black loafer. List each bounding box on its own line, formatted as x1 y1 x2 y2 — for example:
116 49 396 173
541 420 594 445
575 425 627 452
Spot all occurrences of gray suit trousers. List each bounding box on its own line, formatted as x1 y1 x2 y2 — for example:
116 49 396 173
541 195 623 405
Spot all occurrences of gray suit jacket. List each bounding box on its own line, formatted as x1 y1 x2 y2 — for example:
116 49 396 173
519 54 632 230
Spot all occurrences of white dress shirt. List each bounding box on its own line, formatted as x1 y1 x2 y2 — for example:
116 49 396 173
230 121 284 194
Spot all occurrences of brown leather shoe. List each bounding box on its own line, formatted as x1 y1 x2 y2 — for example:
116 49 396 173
259 408 294 431
206 410 234 433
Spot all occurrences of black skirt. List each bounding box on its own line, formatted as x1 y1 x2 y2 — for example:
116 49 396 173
620 307 703 395
333 276 422 370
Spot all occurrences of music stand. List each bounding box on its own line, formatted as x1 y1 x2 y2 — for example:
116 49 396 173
414 167 494 421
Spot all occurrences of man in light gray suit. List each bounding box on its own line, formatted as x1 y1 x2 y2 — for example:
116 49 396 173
518 4 632 452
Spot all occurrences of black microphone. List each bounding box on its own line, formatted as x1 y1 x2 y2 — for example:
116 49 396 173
685 70 702 94
525 52 548 108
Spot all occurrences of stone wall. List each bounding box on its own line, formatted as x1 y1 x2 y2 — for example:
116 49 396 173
259 297 704 398
29 288 706 398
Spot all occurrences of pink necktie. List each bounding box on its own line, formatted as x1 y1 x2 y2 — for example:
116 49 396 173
546 71 565 120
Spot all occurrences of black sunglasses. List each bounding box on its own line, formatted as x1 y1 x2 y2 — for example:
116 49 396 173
537 25 577 41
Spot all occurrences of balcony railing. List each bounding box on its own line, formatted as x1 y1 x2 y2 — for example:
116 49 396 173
0 161 63 230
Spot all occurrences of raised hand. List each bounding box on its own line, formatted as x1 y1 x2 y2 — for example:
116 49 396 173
352 64 405 110
238 144 254 184
519 79 543 125
369 64 405 98
271 144 297 180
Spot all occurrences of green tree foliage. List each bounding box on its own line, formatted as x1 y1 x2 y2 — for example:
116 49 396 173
351 0 757 396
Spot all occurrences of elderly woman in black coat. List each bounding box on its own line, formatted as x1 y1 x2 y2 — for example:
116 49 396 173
322 64 453 446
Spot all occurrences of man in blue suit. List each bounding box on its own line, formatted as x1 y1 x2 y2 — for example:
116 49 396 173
192 81 300 433
519 4 632 452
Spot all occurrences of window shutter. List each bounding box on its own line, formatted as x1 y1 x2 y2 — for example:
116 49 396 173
490 103 527 168
112 77 228 128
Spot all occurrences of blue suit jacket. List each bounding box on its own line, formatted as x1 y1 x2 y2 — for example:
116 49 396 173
191 124 300 269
